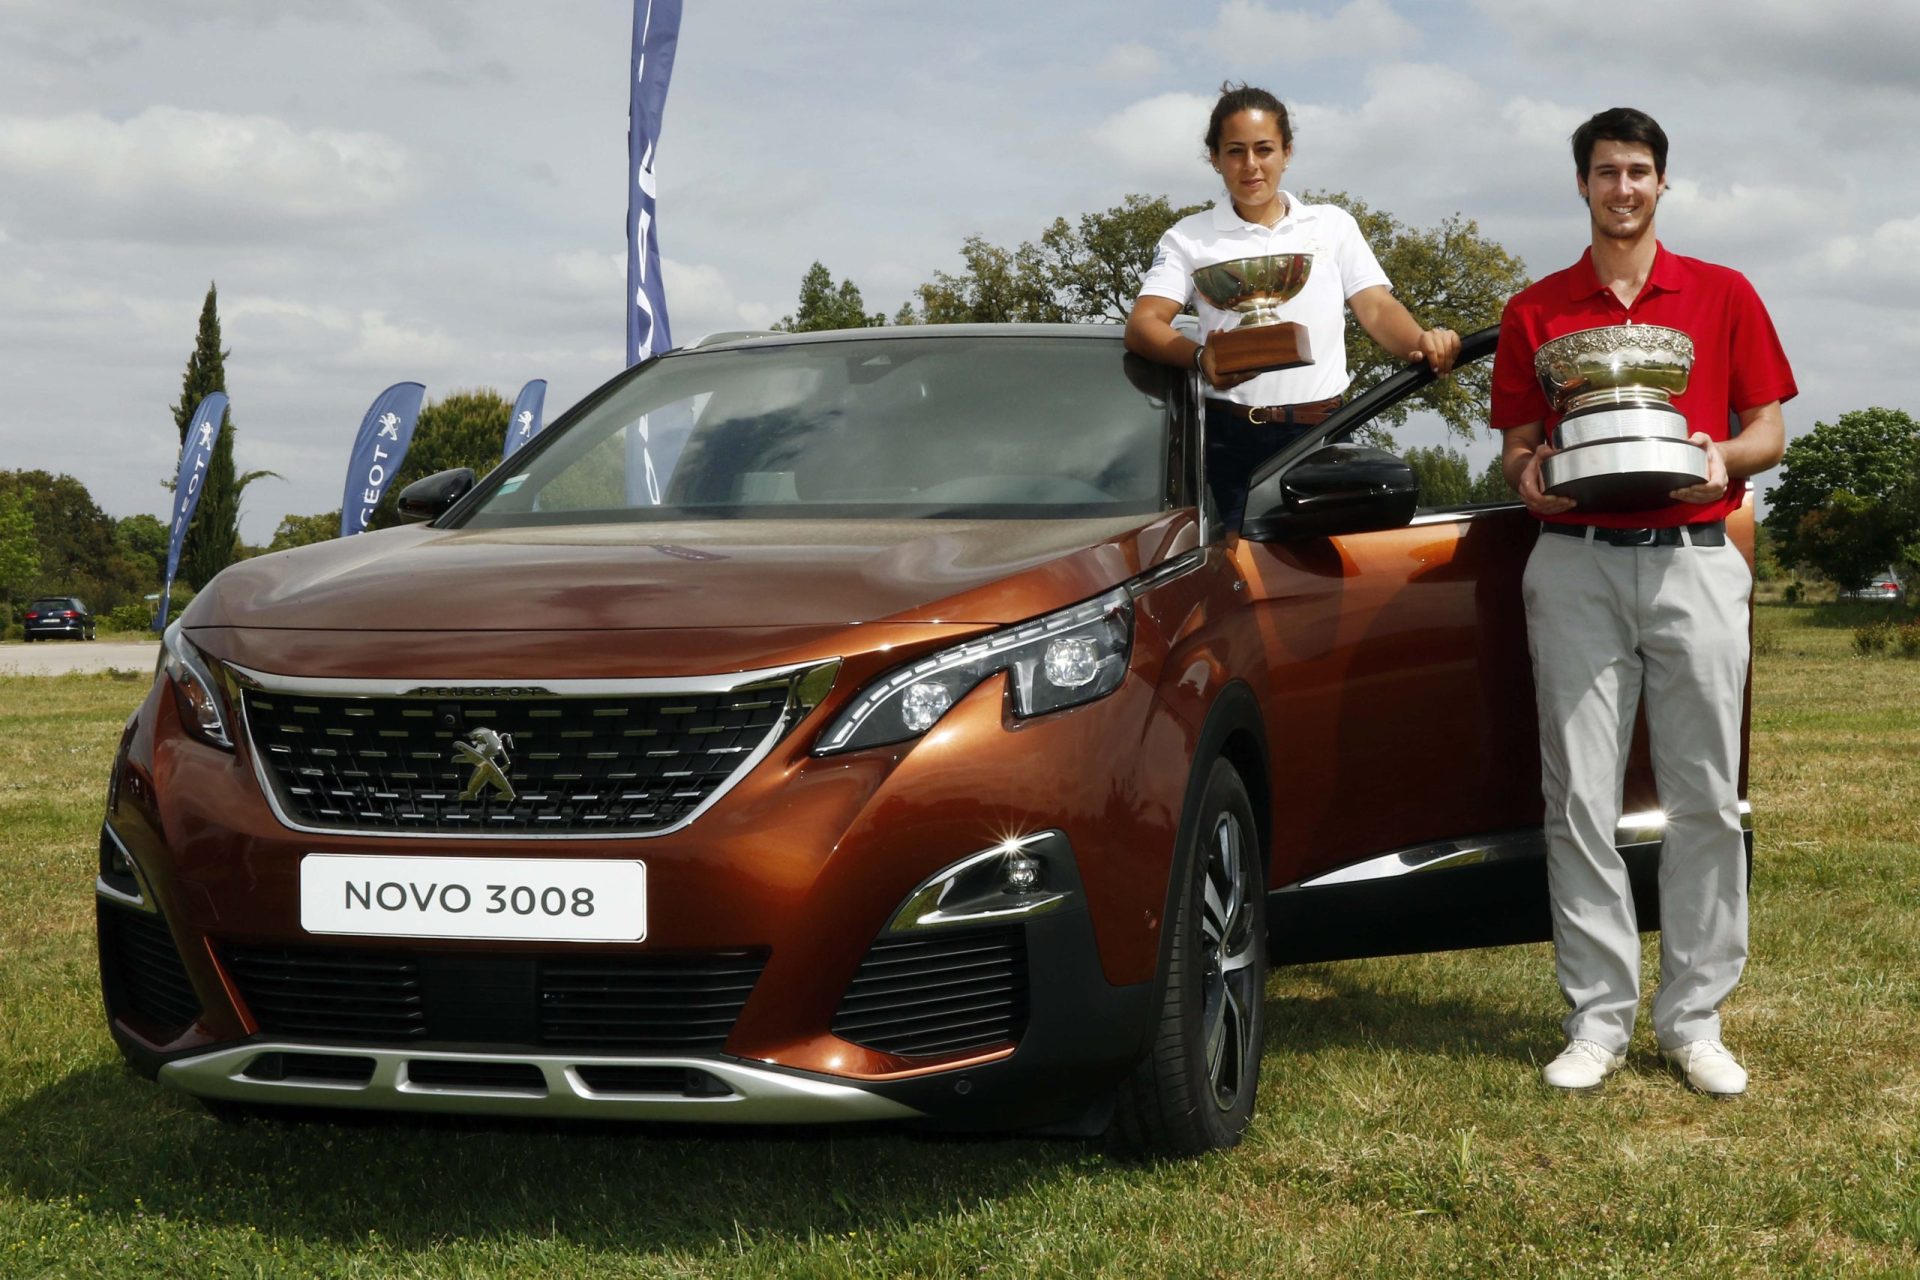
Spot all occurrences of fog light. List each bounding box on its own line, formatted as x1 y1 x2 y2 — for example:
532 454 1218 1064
900 681 953 732
1002 852 1042 893
1041 637 1100 689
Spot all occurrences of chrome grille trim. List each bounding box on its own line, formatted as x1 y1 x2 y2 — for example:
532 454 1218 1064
230 660 836 840
160 1044 924 1122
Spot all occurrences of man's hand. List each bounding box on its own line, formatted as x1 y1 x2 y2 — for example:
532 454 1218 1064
1670 433 1729 503
1518 442 1578 516
1409 326 1462 377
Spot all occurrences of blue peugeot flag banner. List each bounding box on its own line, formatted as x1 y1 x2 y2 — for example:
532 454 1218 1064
502 379 548 460
626 0 681 368
339 382 426 537
156 392 229 630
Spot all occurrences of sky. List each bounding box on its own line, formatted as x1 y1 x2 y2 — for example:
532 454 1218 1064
3 0 1917 543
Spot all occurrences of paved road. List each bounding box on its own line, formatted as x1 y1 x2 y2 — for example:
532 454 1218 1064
0 640 159 676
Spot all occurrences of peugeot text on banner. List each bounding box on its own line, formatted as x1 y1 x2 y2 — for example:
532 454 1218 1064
503 379 548 461
339 382 426 537
157 392 229 630
626 0 681 369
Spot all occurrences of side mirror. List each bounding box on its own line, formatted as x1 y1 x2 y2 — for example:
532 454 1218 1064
396 468 476 523
1239 444 1418 541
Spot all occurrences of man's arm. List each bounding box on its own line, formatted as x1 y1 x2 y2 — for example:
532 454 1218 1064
1501 420 1577 517
1670 401 1786 504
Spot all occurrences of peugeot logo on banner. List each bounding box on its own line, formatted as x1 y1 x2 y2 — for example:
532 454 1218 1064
452 728 516 803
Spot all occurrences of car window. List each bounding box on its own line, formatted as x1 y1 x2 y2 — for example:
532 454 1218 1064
464 336 1175 525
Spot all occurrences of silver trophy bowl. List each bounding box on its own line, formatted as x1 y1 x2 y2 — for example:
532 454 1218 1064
1536 325 1705 510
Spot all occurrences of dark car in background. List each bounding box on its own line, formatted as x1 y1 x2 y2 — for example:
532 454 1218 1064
95 324 1755 1156
24 596 95 641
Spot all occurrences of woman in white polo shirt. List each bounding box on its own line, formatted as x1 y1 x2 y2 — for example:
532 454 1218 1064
1125 83 1460 526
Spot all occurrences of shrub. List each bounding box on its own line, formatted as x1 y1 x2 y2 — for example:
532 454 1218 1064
1897 621 1920 658
105 602 157 633
1853 622 1893 656
1783 582 1803 606
1752 616 1780 658
2 623 20 642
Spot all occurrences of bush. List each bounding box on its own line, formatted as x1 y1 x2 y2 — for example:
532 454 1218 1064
1783 582 1803 606
1853 622 1893 655
105 602 157 633
2 623 20 642
1897 621 1920 658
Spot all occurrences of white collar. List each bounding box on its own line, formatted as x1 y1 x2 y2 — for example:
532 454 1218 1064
1211 190 1314 232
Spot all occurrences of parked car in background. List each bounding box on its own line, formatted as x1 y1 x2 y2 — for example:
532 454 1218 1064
1839 570 1906 605
24 596 95 641
95 324 1755 1156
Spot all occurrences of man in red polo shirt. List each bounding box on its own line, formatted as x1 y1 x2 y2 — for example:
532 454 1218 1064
1491 107 1795 1098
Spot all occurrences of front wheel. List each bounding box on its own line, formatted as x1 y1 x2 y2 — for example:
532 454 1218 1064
1111 758 1267 1157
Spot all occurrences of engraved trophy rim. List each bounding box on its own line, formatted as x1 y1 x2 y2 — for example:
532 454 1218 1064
1191 254 1315 328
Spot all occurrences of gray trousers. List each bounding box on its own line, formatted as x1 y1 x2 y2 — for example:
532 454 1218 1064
1521 528 1752 1053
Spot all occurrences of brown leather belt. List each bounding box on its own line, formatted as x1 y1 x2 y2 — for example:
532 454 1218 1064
1206 396 1342 427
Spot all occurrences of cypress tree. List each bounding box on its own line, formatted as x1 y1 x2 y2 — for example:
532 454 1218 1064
170 283 240 587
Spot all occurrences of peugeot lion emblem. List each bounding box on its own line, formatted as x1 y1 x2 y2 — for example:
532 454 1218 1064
452 727 516 802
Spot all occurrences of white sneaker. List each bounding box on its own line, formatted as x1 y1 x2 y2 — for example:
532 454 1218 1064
1542 1039 1625 1092
1663 1040 1747 1097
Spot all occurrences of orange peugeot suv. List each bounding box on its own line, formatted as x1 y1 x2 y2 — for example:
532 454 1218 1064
97 324 1752 1155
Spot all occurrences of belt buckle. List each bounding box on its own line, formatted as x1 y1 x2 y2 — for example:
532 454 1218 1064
1618 527 1658 547
1246 405 1272 425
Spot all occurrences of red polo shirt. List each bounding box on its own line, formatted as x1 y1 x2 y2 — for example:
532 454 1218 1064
1490 243 1797 529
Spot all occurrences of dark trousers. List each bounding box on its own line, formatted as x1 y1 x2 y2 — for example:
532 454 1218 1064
1204 405 1308 528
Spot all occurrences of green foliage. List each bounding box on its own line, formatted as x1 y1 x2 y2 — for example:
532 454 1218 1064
903 194 1209 325
1764 407 1920 581
773 262 886 333
113 514 167 584
1403 447 1517 509
1308 191 1531 441
0 491 40 602
366 390 513 531
267 511 342 553
0 469 146 611
1853 621 1892 656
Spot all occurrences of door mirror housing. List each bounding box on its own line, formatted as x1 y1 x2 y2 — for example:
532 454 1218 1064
1239 444 1418 541
396 468 476 523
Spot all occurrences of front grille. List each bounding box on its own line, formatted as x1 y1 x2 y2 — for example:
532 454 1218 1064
99 904 201 1035
224 946 768 1050
238 681 793 834
243 1052 377 1084
406 1060 546 1093
832 926 1028 1058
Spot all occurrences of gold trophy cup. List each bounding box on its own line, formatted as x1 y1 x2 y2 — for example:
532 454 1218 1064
1190 254 1315 376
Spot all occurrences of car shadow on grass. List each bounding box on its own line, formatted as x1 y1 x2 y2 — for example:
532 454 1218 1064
0 1061 1118 1253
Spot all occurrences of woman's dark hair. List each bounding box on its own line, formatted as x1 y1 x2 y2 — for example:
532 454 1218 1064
1205 82 1291 156
1571 107 1668 177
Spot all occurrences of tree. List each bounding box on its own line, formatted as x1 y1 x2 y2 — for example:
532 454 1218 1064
902 194 1207 325
0 492 40 605
1307 191 1531 441
169 284 276 588
1791 491 1911 593
1763 407 1920 577
1404 446 1472 507
773 263 886 332
268 511 343 553
0 469 147 611
1469 453 1517 504
366 389 514 531
114 513 168 585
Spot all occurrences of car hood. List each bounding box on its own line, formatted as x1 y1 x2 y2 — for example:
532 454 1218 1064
191 513 1198 633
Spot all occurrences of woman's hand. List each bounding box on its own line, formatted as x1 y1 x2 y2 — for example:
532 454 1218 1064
1410 326 1461 376
1197 343 1257 392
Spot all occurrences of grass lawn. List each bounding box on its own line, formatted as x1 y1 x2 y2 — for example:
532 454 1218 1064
2 605 1916 1278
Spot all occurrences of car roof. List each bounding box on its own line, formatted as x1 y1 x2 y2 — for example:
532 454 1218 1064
679 322 1126 355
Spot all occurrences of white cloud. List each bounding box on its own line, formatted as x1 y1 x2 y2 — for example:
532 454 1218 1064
1093 42 1165 81
1090 92 1217 188
1201 0 1417 63
0 107 412 243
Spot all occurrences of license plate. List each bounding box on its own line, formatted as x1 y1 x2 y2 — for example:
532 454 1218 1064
300 854 646 942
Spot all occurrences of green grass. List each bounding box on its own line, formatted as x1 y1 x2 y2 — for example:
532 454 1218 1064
3 606 1918 1277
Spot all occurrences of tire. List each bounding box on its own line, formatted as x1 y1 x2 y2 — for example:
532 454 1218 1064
1111 758 1267 1157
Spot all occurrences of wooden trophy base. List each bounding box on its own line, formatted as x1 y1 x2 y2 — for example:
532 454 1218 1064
1209 322 1312 376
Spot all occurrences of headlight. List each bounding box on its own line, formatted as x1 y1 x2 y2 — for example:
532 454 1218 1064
159 620 234 750
813 587 1131 755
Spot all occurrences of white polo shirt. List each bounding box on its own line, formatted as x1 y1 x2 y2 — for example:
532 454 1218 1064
1137 194 1390 406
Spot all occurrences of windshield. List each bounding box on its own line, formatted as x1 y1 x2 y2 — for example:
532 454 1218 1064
464 334 1177 525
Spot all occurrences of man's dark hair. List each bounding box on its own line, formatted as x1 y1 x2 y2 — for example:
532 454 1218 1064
1571 107 1668 177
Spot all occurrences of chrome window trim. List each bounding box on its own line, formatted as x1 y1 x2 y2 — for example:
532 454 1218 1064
159 1043 924 1123
230 659 838 842
1292 802 1753 890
